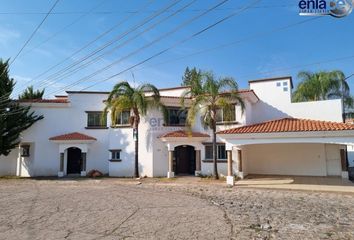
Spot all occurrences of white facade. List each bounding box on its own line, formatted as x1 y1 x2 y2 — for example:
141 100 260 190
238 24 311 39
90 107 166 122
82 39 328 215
0 77 352 180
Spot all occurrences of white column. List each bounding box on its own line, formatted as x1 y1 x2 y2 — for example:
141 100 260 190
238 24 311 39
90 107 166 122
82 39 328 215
237 149 244 179
195 150 201 176
58 152 64 177
167 150 175 178
81 152 87 177
226 150 234 186
16 145 22 177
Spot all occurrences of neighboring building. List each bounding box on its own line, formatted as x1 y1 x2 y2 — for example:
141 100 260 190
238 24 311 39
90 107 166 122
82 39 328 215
344 111 354 167
1 76 353 181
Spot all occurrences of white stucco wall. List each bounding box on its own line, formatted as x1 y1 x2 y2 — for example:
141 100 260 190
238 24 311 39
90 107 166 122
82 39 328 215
242 143 342 176
0 93 112 176
249 77 343 123
0 148 18 176
0 78 347 178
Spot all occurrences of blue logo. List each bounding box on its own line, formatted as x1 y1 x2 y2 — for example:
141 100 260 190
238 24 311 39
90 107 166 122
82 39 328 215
299 0 353 17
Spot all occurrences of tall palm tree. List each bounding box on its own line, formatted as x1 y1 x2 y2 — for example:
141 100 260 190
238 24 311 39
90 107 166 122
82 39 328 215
293 70 353 107
18 86 45 100
104 81 165 178
181 72 245 179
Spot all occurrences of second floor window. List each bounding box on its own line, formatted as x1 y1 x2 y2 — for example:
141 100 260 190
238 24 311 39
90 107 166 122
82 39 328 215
215 105 236 123
166 107 187 126
87 112 106 128
115 110 131 126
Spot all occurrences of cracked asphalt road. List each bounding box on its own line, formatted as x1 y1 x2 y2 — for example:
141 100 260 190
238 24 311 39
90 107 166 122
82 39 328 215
0 179 230 240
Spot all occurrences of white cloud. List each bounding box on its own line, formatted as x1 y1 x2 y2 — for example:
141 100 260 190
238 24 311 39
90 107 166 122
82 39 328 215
0 27 21 47
12 75 32 84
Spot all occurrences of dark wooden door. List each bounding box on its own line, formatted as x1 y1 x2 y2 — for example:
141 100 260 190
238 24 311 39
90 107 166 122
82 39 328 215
175 146 195 175
67 147 81 174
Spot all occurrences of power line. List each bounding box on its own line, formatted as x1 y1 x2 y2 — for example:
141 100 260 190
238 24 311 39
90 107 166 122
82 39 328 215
0 4 294 15
9 0 60 66
42 0 237 97
31 0 183 91
46 0 260 96
135 17 321 72
13 0 155 95
238 56 354 79
2 0 256 113
19 0 107 58
0 0 60 104
35 0 196 90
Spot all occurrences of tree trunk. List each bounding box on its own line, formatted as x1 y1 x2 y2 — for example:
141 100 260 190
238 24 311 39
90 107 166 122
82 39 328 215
134 125 139 178
212 123 219 180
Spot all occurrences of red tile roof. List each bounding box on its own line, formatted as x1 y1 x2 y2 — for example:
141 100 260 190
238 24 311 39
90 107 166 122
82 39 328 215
17 99 69 103
49 132 96 141
217 118 354 134
159 130 210 138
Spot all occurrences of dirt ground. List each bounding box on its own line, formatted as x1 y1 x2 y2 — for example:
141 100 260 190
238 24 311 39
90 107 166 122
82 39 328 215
0 178 354 240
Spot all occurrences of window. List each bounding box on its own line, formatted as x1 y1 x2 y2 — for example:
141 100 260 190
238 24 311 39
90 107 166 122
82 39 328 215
276 82 281 87
166 107 187 126
110 150 121 160
205 144 227 160
87 112 106 128
116 110 130 126
21 145 30 157
217 145 226 159
205 145 213 159
282 81 288 86
283 87 288 92
216 106 236 123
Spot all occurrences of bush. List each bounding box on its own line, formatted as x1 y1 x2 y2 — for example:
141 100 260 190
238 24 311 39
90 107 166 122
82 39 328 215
87 169 103 178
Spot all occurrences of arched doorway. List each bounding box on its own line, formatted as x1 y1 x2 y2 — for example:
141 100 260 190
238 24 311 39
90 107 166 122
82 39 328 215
67 147 82 174
175 145 196 175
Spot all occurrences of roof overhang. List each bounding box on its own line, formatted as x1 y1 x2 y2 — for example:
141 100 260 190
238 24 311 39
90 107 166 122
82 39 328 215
219 130 354 147
159 136 210 143
50 139 96 144
237 90 259 103
18 101 70 108
248 76 294 89
49 132 97 143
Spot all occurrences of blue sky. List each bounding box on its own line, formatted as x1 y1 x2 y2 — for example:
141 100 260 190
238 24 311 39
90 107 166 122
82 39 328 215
1 0 354 97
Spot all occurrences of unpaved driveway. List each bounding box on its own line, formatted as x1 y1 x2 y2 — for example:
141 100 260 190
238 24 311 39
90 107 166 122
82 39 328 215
1 178 354 240
0 179 230 240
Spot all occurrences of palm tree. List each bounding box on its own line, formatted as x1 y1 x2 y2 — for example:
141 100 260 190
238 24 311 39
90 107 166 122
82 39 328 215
104 81 165 178
181 72 245 179
293 70 353 107
18 86 45 100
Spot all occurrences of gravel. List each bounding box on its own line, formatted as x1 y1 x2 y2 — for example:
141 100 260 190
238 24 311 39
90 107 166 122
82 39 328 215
0 178 354 240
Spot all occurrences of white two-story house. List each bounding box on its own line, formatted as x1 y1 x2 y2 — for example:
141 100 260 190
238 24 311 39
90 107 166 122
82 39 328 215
1 76 354 182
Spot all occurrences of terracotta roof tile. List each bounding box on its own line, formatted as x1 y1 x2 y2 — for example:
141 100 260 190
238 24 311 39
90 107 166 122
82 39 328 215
217 118 354 134
49 132 96 141
159 130 210 138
